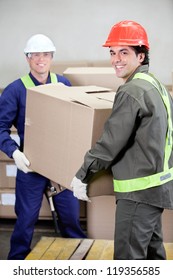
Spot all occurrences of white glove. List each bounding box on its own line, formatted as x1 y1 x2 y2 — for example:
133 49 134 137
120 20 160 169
12 149 32 173
70 176 90 202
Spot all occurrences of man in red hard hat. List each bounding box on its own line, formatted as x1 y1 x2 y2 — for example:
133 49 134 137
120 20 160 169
71 20 173 259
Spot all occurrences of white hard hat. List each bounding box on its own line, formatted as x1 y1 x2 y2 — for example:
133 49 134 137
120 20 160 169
24 34 56 54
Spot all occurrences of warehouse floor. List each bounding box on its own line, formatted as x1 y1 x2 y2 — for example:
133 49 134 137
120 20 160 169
0 219 62 260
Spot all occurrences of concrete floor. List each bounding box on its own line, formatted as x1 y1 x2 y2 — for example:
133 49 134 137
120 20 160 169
0 219 60 260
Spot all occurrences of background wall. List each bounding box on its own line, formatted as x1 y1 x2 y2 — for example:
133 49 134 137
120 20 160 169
0 0 173 88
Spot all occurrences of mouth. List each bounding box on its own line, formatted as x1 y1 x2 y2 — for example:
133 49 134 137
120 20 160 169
37 63 46 67
115 65 125 70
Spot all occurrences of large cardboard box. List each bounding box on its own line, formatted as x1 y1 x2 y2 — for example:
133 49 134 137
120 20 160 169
0 189 16 218
0 161 17 189
63 67 123 91
50 60 88 75
24 84 115 190
162 209 173 242
87 195 115 240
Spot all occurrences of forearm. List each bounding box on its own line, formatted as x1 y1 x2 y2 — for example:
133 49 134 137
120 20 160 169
76 149 112 183
0 131 19 158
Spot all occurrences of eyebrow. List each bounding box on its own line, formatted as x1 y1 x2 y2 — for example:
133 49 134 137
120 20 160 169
110 48 129 53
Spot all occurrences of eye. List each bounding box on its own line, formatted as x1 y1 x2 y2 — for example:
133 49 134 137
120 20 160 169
110 51 115 56
121 51 128 56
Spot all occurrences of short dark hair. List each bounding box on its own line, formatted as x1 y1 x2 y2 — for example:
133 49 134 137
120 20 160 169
131 46 149 65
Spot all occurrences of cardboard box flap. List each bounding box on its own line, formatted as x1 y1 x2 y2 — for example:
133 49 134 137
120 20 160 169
27 84 110 98
27 84 115 109
70 95 113 109
69 92 115 108
92 92 116 102
27 83 71 100
67 87 115 107
76 85 111 93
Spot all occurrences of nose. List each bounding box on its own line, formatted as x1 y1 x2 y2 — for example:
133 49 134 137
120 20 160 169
111 53 121 65
37 53 45 60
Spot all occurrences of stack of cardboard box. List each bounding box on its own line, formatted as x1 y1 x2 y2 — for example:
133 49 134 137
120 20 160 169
0 127 52 219
0 127 18 218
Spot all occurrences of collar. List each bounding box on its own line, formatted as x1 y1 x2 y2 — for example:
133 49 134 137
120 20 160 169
29 72 51 85
126 65 149 83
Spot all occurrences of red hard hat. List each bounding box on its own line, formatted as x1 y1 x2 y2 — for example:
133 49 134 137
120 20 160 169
103 20 149 49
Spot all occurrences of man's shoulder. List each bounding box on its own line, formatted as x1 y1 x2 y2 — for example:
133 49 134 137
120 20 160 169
2 77 25 94
56 74 71 86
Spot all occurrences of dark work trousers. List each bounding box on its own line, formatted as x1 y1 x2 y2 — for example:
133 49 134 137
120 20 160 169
8 170 86 260
114 199 166 260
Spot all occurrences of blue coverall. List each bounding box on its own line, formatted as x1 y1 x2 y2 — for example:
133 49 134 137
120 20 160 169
0 72 86 260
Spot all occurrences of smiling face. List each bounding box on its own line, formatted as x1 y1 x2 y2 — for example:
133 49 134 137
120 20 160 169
26 52 53 81
109 46 145 82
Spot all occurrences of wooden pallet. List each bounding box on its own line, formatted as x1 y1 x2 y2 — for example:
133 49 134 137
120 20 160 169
25 237 173 260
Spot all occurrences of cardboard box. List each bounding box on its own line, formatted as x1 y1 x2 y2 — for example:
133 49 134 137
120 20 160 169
0 150 12 161
24 84 115 190
87 195 115 240
162 209 173 242
0 161 17 189
0 189 16 218
88 170 114 197
63 67 123 91
50 60 88 75
0 189 56 220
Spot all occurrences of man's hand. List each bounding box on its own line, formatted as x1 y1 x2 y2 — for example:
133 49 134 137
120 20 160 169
12 150 32 173
70 176 90 202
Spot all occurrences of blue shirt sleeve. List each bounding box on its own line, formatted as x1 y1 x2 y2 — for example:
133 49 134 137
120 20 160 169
57 74 71 86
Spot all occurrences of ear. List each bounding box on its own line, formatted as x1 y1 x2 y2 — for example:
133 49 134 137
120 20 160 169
138 53 145 63
26 55 31 64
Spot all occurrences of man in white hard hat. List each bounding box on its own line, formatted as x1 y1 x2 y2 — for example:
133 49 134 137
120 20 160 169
0 34 86 260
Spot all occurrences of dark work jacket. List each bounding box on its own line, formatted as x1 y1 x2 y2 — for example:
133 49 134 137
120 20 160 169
0 72 71 158
76 65 173 209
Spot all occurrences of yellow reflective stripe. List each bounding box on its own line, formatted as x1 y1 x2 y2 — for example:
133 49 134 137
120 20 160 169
134 73 159 89
21 73 58 89
134 73 173 170
114 73 173 192
50 72 58 83
161 84 173 170
114 167 173 192
21 75 35 89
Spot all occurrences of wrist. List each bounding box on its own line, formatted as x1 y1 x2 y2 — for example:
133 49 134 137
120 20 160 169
12 148 19 157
